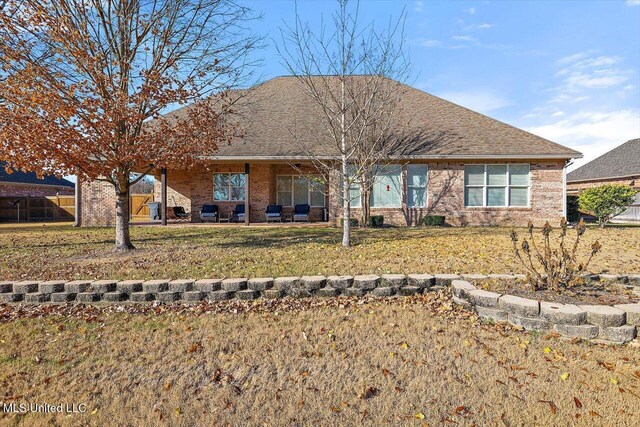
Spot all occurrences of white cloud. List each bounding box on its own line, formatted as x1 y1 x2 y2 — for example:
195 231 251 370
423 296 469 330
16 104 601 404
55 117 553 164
464 23 496 31
419 39 442 47
452 35 476 42
437 90 512 113
556 52 591 66
551 53 634 101
525 109 640 170
413 1 424 12
464 7 476 14
626 0 640 6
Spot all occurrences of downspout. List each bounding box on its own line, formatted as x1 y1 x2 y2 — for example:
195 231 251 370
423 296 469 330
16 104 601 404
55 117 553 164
562 160 572 220
74 178 80 227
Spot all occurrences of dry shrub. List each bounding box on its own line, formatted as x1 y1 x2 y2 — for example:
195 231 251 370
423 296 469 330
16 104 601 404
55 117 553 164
511 219 602 291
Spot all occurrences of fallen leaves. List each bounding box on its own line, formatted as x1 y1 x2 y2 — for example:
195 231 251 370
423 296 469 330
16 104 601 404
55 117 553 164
573 397 582 408
361 387 379 400
538 400 557 415
187 342 203 353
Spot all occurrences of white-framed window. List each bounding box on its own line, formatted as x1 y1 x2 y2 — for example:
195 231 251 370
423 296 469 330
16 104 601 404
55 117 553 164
371 165 402 208
346 165 362 208
213 173 245 201
407 164 428 207
276 175 325 207
464 164 530 207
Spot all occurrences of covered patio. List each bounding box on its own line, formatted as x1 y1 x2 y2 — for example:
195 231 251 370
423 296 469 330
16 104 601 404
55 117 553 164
150 161 331 226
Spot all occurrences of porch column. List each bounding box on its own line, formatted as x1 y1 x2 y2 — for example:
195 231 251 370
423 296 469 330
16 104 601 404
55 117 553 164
244 163 250 226
161 167 167 226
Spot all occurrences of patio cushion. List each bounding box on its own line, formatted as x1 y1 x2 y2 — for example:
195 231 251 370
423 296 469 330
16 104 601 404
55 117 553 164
201 204 218 214
266 204 283 214
294 204 310 214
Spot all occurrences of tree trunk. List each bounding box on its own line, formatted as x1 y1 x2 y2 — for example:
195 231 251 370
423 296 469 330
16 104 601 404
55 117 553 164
361 188 370 227
115 188 135 251
341 160 351 247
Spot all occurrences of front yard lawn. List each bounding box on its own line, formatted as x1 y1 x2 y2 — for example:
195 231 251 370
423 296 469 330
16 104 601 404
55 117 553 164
1 295 639 426
0 224 638 280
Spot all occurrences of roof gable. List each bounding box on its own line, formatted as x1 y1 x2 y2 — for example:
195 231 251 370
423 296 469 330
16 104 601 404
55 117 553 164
567 138 640 183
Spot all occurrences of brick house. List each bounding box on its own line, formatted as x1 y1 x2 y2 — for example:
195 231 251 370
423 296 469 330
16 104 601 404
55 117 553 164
78 76 582 227
0 162 75 222
567 138 640 222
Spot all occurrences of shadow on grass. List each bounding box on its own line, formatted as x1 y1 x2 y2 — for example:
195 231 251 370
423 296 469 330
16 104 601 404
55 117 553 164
1 224 519 252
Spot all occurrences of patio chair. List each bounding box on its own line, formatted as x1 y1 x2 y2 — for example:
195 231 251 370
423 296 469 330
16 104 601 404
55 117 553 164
231 204 246 223
172 206 191 222
293 204 310 222
265 204 283 222
200 204 218 222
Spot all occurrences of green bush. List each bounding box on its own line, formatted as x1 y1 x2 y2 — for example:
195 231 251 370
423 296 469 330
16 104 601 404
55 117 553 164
423 215 445 226
340 217 359 227
578 185 637 227
368 215 384 227
566 195 580 222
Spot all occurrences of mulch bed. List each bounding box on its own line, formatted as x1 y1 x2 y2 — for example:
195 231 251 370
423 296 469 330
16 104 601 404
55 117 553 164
484 282 639 305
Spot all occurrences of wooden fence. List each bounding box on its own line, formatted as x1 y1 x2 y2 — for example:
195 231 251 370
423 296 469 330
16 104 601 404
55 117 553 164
130 193 154 220
0 195 75 222
0 193 154 222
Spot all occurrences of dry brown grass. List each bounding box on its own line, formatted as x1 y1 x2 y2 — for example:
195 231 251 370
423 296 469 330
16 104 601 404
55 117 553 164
0 224 639 280
1 295 639 426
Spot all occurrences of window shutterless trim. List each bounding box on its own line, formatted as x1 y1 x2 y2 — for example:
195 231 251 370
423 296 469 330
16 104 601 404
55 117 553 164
276 175 326 207
213 172 246 202
406 164 429 208
464 164 530 208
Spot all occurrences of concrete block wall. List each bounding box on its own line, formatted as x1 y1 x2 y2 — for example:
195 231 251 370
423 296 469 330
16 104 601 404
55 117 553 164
452 277 639 344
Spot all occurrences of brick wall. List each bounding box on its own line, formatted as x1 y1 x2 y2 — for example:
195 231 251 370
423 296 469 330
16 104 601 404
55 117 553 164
567 175 640 194
79 179 116 226
79 160 566 227
0 183 74 197
153 163 326 222
328 160 566 227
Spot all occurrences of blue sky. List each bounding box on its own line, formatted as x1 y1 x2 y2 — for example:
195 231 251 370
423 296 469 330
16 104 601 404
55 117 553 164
245 0 640 170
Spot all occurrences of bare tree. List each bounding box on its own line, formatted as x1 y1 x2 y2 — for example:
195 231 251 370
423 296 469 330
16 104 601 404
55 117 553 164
0 0 261 250
278 0 411 246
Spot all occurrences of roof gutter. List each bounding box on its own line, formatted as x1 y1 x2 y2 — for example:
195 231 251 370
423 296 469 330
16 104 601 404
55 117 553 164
203 153 582 161
567 173 640 184
0 181 75 189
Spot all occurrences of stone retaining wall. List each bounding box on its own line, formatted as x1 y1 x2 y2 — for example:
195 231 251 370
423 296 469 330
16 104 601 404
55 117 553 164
451 280 639 345
0 274 463 305
1 273 639 344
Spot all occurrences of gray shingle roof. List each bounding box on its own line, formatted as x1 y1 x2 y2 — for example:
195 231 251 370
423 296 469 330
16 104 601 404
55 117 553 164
166 76 581 159
567 139 640 183
0 162 74 188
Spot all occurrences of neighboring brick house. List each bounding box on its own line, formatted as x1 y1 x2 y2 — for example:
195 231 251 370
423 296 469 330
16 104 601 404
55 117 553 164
0 162 75 197
78 76 582 227
0 162 75 222
567 138 640 222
